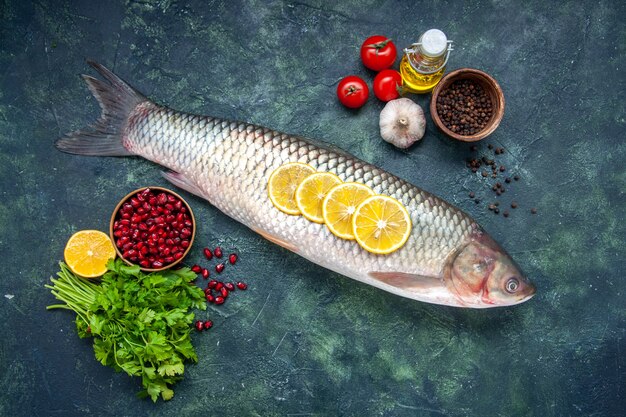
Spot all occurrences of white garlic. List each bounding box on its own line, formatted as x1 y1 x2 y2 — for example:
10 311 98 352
379 98 426 149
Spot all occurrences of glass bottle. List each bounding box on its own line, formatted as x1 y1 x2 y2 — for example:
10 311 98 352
399 29 453 93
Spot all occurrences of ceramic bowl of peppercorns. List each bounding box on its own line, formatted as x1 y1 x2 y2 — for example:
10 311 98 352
110 186 195 271
431 68 505 142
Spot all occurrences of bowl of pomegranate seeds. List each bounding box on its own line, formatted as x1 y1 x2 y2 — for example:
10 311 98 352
430 68 505 142
110 186 195 271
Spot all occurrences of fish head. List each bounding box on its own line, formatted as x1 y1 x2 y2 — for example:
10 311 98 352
445 230 535 307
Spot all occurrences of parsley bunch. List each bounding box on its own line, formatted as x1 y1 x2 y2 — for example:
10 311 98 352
46 259 206 402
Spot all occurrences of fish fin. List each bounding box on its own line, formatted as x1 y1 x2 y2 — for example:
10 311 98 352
161 171 205 199
252 227 299 253
55 60 146 156
369 271 442 290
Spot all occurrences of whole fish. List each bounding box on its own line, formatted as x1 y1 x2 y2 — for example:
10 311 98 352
57 61 535 308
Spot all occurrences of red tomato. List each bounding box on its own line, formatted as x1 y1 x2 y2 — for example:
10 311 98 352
360 35 397 71
336 76 369 109
373 69 402 102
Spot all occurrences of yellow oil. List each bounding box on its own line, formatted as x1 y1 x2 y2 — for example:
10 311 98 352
399 55 446 94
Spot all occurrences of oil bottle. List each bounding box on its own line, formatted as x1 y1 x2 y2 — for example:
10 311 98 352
399 29 453 93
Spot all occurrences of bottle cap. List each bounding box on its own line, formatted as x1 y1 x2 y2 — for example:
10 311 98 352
420 29 448 57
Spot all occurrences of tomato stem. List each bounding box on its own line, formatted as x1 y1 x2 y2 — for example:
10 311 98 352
367 39 392 55
346 85 361 96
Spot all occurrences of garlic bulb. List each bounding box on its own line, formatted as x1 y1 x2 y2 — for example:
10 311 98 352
379 98 426 149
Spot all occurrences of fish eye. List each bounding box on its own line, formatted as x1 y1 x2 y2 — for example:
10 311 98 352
505 277 520 293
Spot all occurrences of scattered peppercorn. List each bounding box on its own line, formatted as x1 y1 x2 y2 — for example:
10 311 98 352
474 198 480 204
505 177 511 184
494 208 500 214
531 208 537 214
503 210 509 218
436 79 494 136
511 202 518 209
514 175 520 181
469 192 475 198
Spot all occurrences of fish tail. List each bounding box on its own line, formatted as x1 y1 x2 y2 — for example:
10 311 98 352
56 60 146 156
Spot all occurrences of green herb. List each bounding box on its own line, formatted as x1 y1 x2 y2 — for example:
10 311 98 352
46 259 206 402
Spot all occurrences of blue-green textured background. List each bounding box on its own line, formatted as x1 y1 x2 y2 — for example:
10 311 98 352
0 1 624 416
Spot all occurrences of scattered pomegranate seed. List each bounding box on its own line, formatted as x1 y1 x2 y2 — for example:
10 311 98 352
224 282 235 291
206 294 214 303
195 320 204 331
201 268 209 279
215 263 225 273
214 282 224 291
214 296 225 305
214 247 223 258
236 282 248 290
203 320 213 330
191 264 202 273
220 287 229 298
203 248 213 260
229 253 237 264
208 280 218 289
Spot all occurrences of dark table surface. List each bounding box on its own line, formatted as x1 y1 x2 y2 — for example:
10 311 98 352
1 1 624 416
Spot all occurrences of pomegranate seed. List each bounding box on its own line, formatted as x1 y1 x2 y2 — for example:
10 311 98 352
214 282 224 291
174 251 184 260
214 296 225 305
164 256 175 264
236 282 248 290
201 268 209 279
224 282 235 291
203 248 213 260
214 247 223 258
195 320 204 331
229 253 237 264
181 240 190 248
157 193 168 205
215 263 224 274
167 194 176 203
203 320 213 330
220 287 228 298
206 294 214 303
140 259 151 268
208 280 217 289
152 260 164 268
191 265 202 273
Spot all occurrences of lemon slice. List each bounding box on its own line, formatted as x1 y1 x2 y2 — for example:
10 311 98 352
322 182 375 239
64 230 116 278
295 172 342 223
268 162 316 215
352 195 412 254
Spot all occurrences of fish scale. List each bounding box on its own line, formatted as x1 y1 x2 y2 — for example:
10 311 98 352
57 61 535 308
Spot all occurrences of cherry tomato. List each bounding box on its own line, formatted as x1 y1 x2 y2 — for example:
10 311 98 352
360 35 397 71
336 75 369 109
373 69 403 102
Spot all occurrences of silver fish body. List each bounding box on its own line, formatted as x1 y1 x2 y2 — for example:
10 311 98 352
58 62 535 308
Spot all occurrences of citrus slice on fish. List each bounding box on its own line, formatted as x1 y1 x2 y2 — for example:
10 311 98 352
64 230 116 278
295 172 342 223
268 162 316 215
322 182 375 239
352 195 412 254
